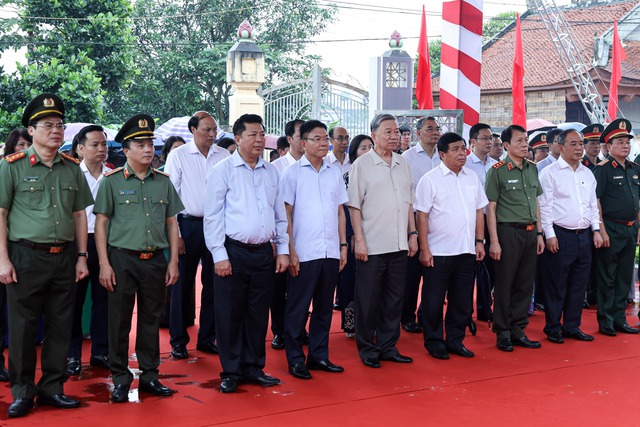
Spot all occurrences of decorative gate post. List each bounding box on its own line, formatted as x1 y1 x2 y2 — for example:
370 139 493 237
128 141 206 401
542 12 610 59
227 20 265 124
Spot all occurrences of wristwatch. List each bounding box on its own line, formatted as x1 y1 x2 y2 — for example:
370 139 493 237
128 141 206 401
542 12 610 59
475 239 485 244
77 252 88 258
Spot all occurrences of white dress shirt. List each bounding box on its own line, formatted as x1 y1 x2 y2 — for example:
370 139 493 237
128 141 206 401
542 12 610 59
164 141 230 217
538 156 600 239
415 162 488 256
536 154 557 172
272 151 298 172
464 151 497 187
402 143 441 190
204 150 289 263
280 156 348 262
324 150 351 176
80 160 111 233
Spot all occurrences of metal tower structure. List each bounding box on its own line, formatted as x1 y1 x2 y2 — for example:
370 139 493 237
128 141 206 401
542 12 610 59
530 0 610 124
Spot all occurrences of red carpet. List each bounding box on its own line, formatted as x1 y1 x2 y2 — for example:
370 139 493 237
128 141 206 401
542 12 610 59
2 295 640 426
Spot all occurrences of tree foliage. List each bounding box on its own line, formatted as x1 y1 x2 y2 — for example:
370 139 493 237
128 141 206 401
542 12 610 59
483 11 518 44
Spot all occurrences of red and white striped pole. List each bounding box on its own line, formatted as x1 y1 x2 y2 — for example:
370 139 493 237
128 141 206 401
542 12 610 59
439 0 483 137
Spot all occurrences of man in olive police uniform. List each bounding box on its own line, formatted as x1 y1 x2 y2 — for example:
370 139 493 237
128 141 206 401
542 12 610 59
0 93 93 418
94 114 184 402
593 119 640 336
582 124 603 172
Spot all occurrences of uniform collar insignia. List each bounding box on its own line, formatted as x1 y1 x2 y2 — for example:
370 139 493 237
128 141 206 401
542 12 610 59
29 154 37 166
123 166 130 179
612 160 618 168
508 162 513 171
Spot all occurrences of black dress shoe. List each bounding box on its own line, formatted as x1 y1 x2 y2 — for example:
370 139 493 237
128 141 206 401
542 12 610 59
333 303 341 311
363 358 381 368
599 325 616 336
512 336 542 349
547 331 564 344
468 320 477 336
446 345 474 358
0 364 8 382
289 362 312 379
37 393 80 409
89 355 110 370
381 353 413 363
111 384 130 403
307 359 344 373
302 330 310 345
8 397 34 418
271 334 285 350
247 373 281 387
196 341 219 354
428 348 450 360
583 300 590 309
219 377 238 393
563 329 595 341
139 380 175 396
401 322 423 333
613 323 640 334
66 358 81 376
496 338 513 352
171 345 188 359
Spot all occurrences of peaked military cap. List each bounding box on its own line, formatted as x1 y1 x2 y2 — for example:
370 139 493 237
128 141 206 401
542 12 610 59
600 118 633 144
582 123 603 140
21 93 65 127
115 114 155 143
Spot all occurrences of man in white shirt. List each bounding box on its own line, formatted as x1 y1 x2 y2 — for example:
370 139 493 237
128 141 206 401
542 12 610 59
204 114 289 394
325 126 351 176
281 120 348 380
416 132 487 360
536 128 563 171
399 116 441 334
539 129 603 343
67 125 112 376
272 119 304 173
164 111 230 360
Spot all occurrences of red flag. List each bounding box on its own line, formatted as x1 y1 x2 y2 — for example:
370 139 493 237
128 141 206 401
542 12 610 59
607 21 626 121
416 5 433 109
512 13 526 128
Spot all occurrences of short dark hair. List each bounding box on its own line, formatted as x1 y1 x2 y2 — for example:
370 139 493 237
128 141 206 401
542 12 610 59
233 114 264 136
217 137 236 150
399 125 411 134
161 136 186 161
501 125 527 143
276 135 289 151
370 114 396 132
285 119 304 138
72 125 106 158
348 134 374 164
492 132 501 139
269 149 279 162
546 128 563 144
437 132 464 153
416 116 436 131
188 111 215 134
300 120 327 139
557 129 583 146
469 123 491 141
4 128 32 156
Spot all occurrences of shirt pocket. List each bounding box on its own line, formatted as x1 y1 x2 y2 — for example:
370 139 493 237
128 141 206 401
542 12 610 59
116 193 140 219
150 196 168 218
60 181 78 208
17 182 46 209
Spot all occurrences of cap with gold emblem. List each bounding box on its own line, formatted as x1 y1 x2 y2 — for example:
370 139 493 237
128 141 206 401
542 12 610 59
582 123 603 140
600 118 633 144
115 114 155 143
21 93 65 127
529 131 548 149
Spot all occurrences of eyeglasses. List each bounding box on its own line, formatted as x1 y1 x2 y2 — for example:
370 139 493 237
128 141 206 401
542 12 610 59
305 136 330 143
34 123 66 131
332 135 350 142
476 136 494 142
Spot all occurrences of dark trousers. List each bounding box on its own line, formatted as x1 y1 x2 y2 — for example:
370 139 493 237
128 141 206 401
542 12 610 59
214 243 274 380
108 248 167 386
542 227 592 335
7 243 76 398
474 220 494 320
68 235 108 359
595 221 637 327
338 238 356 332
401 250 423 325
354 251 407 361
285 258 339 366
492 224 537 340
0 285 6 367
422 254 475 351
170 216 215 349
270 272 286 336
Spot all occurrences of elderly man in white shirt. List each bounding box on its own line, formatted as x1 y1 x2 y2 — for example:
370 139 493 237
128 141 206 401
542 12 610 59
204 114 289 394
538 129 603 344
416 132 488 360
164 111 230 360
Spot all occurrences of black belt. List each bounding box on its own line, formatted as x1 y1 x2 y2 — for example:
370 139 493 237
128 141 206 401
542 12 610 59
13 240 72 254
554 225 589 234
113 247 164 260
604 217 636 227
498 222 536 231
225 236 271 251
179 214 203 221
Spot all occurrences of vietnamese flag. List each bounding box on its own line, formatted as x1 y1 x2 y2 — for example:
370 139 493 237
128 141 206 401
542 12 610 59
512 13 526 128
607 21 626 120
416 5 433 109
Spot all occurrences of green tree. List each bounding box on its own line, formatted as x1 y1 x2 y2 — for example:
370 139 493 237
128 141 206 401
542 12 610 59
483 11 518 43
128 0 335 125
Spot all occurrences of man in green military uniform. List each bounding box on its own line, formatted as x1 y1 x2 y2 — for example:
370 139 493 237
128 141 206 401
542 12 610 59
94 114 184 403
485 124 545 352
0 93 93 418
593 119 640 336
582 123 603 172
